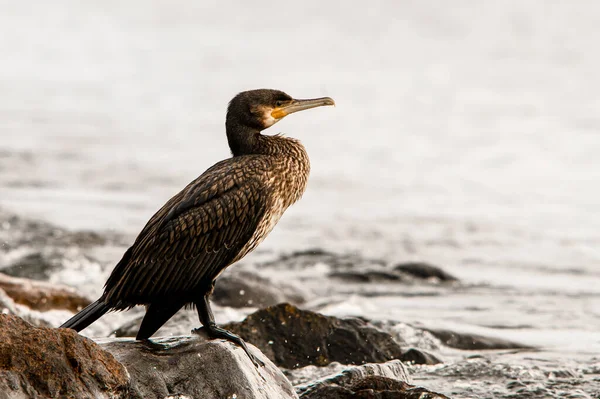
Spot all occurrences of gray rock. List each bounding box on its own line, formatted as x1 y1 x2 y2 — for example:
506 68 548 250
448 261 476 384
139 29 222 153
293 360 452 398
1 252 59 280
212 270 306 308
328 270 404 283
0 207 112 250
400 348 442 365
393 262 458 282
296 360 411 391
100 336 298 399
426 328 534 350
300 379 450 399
261 249 385 271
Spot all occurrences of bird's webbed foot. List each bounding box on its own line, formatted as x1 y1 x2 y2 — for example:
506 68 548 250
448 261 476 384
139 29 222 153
193 323 264 367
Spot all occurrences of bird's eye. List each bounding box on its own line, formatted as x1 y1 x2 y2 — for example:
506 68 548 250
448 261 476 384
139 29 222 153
275 100 284 107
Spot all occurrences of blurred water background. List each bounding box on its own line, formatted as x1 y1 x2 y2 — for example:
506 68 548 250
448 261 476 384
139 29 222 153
1 1 599 397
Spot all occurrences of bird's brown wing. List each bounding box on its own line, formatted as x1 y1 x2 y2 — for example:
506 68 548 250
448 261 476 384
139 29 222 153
103 157 272 307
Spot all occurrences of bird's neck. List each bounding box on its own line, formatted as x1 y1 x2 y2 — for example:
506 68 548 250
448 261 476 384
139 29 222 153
226 122 261 156
226 121 304 158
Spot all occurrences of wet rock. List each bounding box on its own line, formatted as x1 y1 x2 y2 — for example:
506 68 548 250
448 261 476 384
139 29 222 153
212 270 306 308
300 377 450 399
0 272 91 312
261 249 385 271
100 336 298 399
1 251 60 280
400 348 442 365
296 360 447 398
426 328 533 350
0 314 130 398
393 262 457 282
328 269 404 283
0 207 113 250
0 287 52 328
0 287 18 315
224 303 404 369
295 360 410 392
371 321 439 352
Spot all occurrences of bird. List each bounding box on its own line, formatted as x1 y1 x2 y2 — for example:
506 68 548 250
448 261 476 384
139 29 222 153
60 89 335 366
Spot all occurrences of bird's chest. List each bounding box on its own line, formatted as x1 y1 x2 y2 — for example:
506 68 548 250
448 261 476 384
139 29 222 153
232 196 287 263
230 152 309 265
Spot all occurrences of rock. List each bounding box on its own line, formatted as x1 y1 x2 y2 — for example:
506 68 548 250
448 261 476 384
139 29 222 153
0 287 53 328
0 314 130 398
393 262 457 282
295 360 410 392
100 335 298 399
426 328 533 350
400 348 442 365
1 251 59 280
0 207 112 250
371 321 439 352
212 270 306 308
0 287 19 315
0 272 91 312
261 249 385 271
296 360 447 398
328 270 404 283
224 303 404 369
300 378 450 399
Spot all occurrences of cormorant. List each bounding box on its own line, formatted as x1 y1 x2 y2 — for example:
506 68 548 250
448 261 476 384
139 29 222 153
60 89 335 366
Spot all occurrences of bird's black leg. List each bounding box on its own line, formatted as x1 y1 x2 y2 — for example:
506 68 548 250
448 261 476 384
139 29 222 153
193 294 264 367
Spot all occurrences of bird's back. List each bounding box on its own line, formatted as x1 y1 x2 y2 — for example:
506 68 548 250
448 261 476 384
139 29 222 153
103 156 273 308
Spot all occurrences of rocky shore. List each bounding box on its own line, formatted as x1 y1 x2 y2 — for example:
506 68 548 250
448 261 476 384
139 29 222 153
0 208 546 398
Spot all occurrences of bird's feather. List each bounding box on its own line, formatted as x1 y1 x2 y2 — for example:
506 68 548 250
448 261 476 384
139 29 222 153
103 156 273 308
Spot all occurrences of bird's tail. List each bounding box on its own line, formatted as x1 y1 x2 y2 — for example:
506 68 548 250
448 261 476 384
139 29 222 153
60 299 110 332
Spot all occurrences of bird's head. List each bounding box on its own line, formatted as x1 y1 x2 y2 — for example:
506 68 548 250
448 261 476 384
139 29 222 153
227 89 335 131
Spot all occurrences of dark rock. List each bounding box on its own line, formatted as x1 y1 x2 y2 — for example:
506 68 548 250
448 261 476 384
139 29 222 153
296 360 449 398
0 208 113 250
224 303 404 369
100 335 298 399
261 249 385 271
400 348 442 365
426 328 534 350
1 251 59 280
0 272 91 312
295 360 409 392
393 262 457 282
301 379 450 399
329 270 404 283
0 314 130 398
212 270 306 308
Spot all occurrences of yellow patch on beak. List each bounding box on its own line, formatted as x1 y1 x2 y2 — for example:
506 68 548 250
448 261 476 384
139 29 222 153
271 108 287 120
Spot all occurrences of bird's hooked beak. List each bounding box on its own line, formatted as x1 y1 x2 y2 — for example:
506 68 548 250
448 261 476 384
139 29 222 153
271 97 335 120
